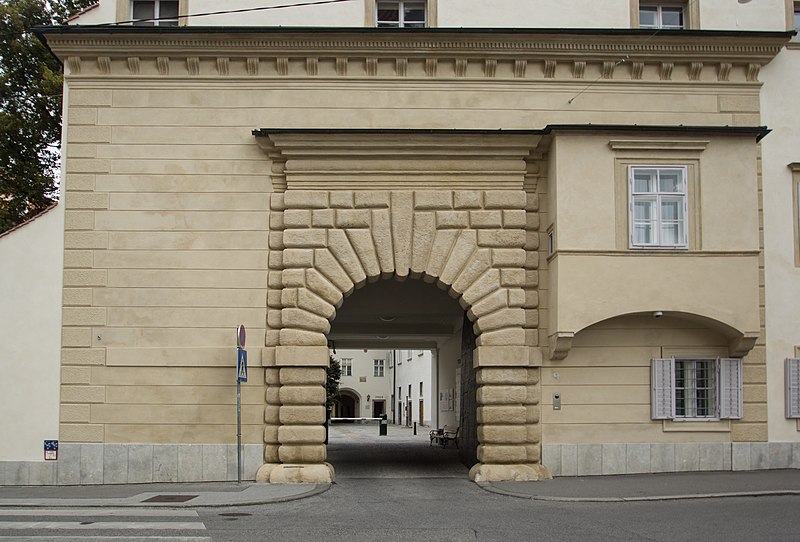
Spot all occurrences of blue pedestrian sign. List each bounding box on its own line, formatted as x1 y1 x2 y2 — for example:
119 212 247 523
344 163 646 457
237 348 248 382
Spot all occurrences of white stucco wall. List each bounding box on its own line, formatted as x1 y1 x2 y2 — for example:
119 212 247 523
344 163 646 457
760 43 800 442
438 0 629 28
437 333 460 429
68 0 788 30
395 349 434 427
0 205 64 461
336 349 392 417
699 0 787 31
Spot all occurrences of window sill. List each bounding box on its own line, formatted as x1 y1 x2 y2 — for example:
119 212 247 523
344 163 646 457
662 419 731 432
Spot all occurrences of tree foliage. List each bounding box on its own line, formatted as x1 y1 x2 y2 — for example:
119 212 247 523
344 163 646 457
326 355 342 409
0 0 93 232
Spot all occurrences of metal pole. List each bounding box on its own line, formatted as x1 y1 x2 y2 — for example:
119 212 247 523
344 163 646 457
237 377 242 484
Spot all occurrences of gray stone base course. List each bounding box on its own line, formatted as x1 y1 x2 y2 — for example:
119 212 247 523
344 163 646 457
0 444 263 486
543 442 800 477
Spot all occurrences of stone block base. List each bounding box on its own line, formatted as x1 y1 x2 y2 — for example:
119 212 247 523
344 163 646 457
542 442 800 476
0 443 263 485
469 463 552 482
256 462 335 483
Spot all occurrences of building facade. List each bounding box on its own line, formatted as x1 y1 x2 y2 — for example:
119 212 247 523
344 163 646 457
332 349 392 419
1 0 798 484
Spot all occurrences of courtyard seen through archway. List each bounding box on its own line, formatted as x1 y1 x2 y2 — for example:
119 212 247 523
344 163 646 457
325 278 473 479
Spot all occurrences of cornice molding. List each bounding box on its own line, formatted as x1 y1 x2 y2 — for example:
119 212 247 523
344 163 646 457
253 130 543 192
43 30 787 83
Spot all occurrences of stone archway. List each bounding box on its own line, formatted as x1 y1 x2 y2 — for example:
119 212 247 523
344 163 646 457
255 130 549 483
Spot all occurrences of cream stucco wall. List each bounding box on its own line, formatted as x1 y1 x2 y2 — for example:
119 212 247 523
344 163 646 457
546 133 763 346
542 314 736 444
761 44 800 442
0 205 64 461
42 26 787 482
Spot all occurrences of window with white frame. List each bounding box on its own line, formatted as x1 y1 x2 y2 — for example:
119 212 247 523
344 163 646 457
651 357 742 420
376 0 426 27
341 358 352 377
629 166 688 249
373 359 385 377
639 3 685 29
132 0 179 26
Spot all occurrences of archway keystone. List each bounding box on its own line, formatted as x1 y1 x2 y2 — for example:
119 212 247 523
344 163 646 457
255 130 549 483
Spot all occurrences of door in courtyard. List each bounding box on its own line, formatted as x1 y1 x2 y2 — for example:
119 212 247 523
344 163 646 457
372 399 385 418
419 399 424 427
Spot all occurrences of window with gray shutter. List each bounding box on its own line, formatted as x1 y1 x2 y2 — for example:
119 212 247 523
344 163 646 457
652 357 743 421
651 358 674 419
786 358 800 418
718 357 743 419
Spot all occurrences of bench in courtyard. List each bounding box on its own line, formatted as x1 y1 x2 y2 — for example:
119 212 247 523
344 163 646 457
429 426 459 448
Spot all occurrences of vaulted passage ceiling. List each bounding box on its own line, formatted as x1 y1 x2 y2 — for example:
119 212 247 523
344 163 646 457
328 278 464 349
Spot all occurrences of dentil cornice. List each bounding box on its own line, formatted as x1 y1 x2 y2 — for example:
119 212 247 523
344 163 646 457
41 28 789 83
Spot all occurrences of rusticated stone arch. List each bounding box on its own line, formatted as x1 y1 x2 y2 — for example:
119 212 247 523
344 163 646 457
273 189 530 347
255 131 549 484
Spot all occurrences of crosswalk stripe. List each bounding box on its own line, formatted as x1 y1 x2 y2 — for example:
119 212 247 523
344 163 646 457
0 521 206 530
0 509 199 517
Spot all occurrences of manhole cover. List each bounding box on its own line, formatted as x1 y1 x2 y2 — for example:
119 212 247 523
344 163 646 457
142 494 198 503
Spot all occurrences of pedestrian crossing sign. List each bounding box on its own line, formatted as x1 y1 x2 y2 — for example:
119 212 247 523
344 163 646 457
237 348 248 382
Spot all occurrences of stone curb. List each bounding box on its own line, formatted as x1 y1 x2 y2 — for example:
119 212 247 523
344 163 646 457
477 482 800 502
0 483 331 509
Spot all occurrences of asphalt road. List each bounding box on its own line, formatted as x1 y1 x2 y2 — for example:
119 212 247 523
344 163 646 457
191 478 800 542
4 425 800 541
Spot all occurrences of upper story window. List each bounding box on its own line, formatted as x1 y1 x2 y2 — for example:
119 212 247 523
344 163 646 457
377 1 426 27
639 4 685 29
341 358 352 377
132 0 179 26
629 166 688 249
373 359 385 377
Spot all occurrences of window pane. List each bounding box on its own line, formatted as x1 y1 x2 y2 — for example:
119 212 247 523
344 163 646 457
661 7 684 28
658 170 684 192
660 197 683 221
633 198 656 220
639 7 658 27
633 170 657 193
633 222 654 245
377 1 400 25
404 3 425 25
675 359 716 418
132 0 155 25
158 0 179 25
660 221 682 245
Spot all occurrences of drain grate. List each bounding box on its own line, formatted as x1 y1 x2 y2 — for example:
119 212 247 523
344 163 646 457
142 494 198 503
219 512 251 517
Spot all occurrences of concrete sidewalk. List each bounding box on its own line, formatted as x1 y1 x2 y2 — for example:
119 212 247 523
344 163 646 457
0 481 329 508
2 423 800 507
484 469 800 502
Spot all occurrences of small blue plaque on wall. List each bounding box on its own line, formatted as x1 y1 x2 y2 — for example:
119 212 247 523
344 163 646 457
44 440 58 460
